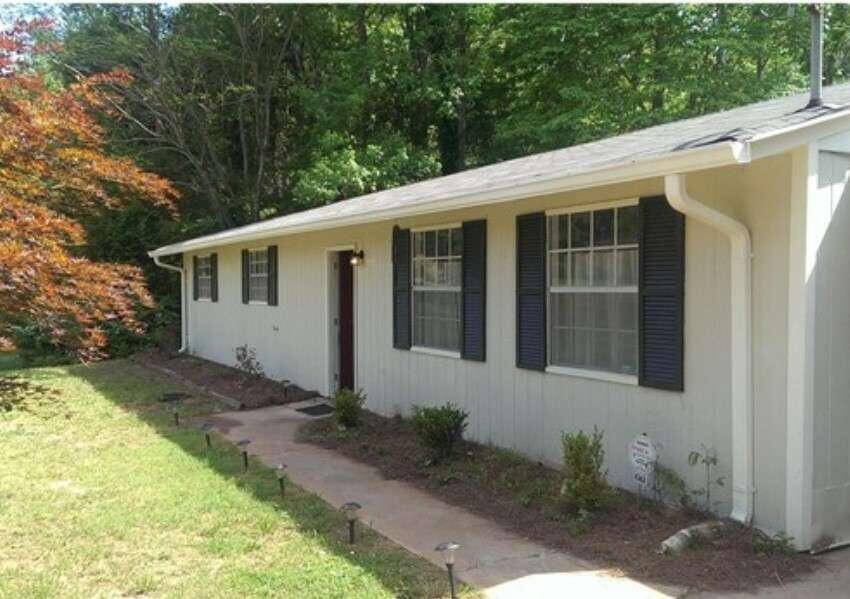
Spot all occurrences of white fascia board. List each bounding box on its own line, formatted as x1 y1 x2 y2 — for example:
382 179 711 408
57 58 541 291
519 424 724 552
748 109 850 162
148 141 746 258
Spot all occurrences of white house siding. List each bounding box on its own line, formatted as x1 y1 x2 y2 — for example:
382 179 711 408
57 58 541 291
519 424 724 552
812 149 850 547
185 155 796 532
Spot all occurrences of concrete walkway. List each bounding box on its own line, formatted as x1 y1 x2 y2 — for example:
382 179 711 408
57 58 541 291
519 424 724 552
207 400 680 598
207 401 850 598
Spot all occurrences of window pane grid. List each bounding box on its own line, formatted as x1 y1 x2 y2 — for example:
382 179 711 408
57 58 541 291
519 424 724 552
197 256 212 300
547 205 639 375
248 249 269 303
412 227 462 352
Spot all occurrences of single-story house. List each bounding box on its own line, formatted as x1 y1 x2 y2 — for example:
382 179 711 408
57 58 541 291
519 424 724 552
150 83 850 551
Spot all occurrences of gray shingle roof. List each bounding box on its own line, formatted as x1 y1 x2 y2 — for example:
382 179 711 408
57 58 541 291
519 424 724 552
151 83 850 256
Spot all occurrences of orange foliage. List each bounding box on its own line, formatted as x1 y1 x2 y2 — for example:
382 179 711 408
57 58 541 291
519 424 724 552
0 20 179 360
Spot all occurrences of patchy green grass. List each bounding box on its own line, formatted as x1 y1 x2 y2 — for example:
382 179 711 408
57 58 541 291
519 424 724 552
0 360 466 598
0 351 22 372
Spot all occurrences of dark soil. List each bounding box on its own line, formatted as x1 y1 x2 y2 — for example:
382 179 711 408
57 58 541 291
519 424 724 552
134 349 318 409
299 411 818 594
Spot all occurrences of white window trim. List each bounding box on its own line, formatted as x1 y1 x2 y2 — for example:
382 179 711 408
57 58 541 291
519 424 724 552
545 200 640 377
545 365 638 386
196 254 213 301
411 224 463 354
247 247 269 305
411 346 461 360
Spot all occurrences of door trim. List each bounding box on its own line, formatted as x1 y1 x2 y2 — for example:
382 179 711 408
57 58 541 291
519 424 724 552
324 245 356 397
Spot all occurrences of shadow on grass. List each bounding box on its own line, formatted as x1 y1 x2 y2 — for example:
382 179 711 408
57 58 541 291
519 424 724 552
71 359 460 599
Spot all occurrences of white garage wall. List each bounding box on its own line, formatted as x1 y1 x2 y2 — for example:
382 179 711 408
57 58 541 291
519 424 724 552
184 157 794 531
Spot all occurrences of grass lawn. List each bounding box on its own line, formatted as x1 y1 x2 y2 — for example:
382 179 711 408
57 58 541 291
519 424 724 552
0 359 463 598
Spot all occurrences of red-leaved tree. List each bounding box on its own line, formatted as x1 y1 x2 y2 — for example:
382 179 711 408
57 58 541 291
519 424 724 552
0 19 179 360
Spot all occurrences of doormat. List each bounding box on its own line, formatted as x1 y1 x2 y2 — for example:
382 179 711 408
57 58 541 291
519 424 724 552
295 404 334 417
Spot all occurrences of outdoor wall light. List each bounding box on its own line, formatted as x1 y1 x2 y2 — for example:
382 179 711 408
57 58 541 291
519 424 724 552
172 405 180 426
340 501 362 544
236 439 251 472
275 463 288 498
349 250 365 266
435 541 461 599
200 422 213 449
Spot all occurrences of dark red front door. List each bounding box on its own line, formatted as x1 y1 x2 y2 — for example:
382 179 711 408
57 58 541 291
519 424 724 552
338 251 354 390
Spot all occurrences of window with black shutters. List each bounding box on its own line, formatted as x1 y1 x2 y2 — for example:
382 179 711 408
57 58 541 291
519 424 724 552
195 255 213 300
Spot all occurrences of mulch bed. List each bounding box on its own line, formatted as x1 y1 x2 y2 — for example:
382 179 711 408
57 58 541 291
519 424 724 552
299 411 818 594
134 349 319 409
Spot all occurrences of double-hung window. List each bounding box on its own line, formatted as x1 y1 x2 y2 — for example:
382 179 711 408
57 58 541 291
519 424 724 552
547 203 639 375
248 248 269 303
412 226 463 353
196 255 212 300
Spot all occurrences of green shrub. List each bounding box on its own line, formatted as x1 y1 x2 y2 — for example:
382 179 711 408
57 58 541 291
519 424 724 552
752 530 795 556
332 388 366 428
560 427 613 512
412 403 469 461
7 323 69 366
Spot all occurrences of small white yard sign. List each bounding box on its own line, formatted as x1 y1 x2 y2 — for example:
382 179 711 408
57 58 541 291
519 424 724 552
629 433 658 489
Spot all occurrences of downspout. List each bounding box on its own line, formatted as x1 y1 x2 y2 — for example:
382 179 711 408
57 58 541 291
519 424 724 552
664 174 754 525
151 255 188 353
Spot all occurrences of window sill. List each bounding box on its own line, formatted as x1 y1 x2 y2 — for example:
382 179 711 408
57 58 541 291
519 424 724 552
545 365 638 386
196 298 212 303
248 301 269 306
410 346 461 360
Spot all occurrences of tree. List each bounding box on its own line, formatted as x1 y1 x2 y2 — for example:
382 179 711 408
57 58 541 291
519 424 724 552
0 19 178 360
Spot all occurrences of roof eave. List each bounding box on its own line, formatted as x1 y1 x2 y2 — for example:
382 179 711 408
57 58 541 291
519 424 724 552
747 108 850 161
148 141 748 258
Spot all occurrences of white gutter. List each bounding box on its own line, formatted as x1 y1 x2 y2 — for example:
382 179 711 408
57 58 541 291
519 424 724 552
151 255 188 353
664 174 754 525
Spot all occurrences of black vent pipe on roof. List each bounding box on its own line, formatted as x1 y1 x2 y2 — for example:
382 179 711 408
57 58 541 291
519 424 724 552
808 4 824 108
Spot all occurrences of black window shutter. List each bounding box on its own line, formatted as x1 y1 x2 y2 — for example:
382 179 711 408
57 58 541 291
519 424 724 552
461 220 486 361
392 226 411 349
210 253 218 302
267 245 278 306
192 255 199 301
639 196 685 391
516 212 547 370
241 249 249 304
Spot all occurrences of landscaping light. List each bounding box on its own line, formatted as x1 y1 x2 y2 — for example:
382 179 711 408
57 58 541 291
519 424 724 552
172 405 180 426
341 501 361 544
435 541 461 599
236 439 251 472
349 250 365 266
200 422 213 449
275 463 287 498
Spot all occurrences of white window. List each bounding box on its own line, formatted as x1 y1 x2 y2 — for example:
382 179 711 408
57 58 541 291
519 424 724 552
196 255 212 300
412 226 463 353
547 204 639 375
248 249 268 303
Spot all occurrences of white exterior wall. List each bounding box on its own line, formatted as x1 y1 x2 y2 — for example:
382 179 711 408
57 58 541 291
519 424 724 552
184 156 796 532
811 144 850 548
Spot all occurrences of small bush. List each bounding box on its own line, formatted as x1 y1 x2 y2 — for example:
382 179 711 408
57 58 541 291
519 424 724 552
234 345 264 381
412 403 469 461
653 462 689 507
565 508 592 537
752 530 795 556
560 427 613 512
333 388 366 428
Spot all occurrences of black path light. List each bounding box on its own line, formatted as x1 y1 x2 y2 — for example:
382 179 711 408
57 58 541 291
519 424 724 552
435 541 461 599
275 463 288 498
236 439 251 472
340 501 362 544
171 404 180 426
200 422 213 449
